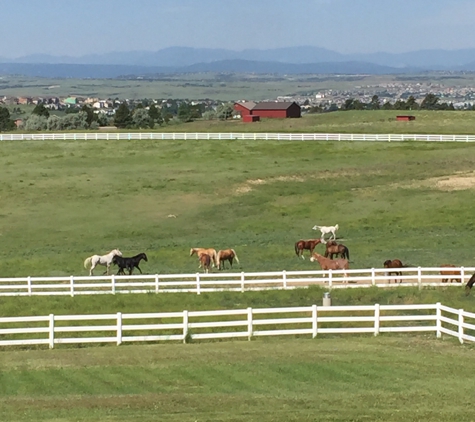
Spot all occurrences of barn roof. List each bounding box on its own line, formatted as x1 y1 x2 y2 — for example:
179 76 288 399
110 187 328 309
235 101 256 110
253 101 298 110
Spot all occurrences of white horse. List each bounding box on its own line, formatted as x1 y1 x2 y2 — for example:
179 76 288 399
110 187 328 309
312 224 339 242
84 249 122 276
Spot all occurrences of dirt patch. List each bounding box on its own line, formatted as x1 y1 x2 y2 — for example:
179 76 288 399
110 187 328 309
402 171 475 191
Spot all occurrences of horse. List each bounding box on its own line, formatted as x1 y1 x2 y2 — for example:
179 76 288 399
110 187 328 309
383 259 404 283
112 252 148 275
465 273 475 295
199 253 212 273
324 240 350 260
190 247 218 268
83 249 122 276
310 252 349 281
312 224 339 242
439 264 461 284
217 249 240 270
294 239 322 260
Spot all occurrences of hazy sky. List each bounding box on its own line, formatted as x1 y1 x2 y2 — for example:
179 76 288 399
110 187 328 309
2 0 475 58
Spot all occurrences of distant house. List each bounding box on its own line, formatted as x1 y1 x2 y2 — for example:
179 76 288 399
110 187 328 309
396 115 416 121
234 101 301 119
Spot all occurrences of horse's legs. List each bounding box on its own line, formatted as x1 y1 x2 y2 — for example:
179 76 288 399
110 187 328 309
136 265 143 274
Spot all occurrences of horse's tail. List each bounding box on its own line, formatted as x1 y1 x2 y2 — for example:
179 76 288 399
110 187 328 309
465 274 475 295
232 249 240 264
294 242 300 256
84 256 92 269
212 250 219 268
345 247 350 261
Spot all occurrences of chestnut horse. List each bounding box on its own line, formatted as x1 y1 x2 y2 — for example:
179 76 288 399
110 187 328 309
295 239 322 260
217 249 240 270
310 252 349 281
465 273 475 295
383 259 404 283
439 264 461 283
199 253 212 273
190 248 218 268
324 240 350 260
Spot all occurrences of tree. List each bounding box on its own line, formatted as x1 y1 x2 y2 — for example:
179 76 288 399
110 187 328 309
81 105 96 127
420 93 439 110
177 102 193 122
406 96 419 110
114 102 132 128
216 102 234 120
369 95 380 110
32 103 50 118
0 107 15 131
132 108 153 129
148 104 163 126
23 114 48 131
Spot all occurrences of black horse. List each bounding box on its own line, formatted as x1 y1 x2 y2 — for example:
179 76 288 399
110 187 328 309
112 252 148 275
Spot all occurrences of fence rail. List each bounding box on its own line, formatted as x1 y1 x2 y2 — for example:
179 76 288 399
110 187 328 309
2 132 475 142
0 266 470 297
1 303 474 349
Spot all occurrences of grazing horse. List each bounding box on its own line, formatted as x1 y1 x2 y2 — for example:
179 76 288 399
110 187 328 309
324 240 350 260
439 264 461 284
465 274 475 295
84 249 122 276
190 247 218 268
217 249 240 270
199 253 212 273
310 252 349 281
294 239 322 260
113 253 148 275
312 224 339 242
383 259 404 283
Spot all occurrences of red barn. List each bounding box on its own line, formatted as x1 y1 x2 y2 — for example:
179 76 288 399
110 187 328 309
234 101 256 117
396 115 416 121
251 101 301 118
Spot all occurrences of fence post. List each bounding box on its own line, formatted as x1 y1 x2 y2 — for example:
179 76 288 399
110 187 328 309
155 274 160 293
241 272 245 293
247 307 253 341
111 274 116 294
282 270 287 290
117 312 122 345
436 302 441 338
458 309 464 344
183 310 189 343
417 267 422 289
371 268 375 286
312 304 318 338
374 304 380 336
460 266 465 284
27 276 32 296
196 273 201 295
328 269 332 288
70 275 74 297
49 314 55 349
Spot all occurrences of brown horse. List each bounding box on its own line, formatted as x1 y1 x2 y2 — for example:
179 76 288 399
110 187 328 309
324 240 350 260
199 253 212 273
310 252 349 281
439 264 461 283
217 249 240 270
190 248 218 268
295 239 322 260
383 259 404 283
465 273 475 295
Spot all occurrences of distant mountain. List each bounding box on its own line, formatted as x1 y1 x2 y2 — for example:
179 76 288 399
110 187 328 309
0 46 474 77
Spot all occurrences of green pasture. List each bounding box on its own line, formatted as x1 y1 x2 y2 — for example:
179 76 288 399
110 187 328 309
1 138 475 277
1 336 474 422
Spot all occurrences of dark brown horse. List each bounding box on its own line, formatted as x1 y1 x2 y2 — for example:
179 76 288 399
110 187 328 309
295 239 322 260
310 252 349 282
217 249 240 270
383 259 404 283
439 264 461 283
465 273 475 295
324 240 350 260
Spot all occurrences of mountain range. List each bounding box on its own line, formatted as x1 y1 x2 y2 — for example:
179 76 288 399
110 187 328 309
1 46 475 78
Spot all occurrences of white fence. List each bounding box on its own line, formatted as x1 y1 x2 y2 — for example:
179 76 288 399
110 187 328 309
2 132 475 142
0 266 470 297
0 303 474 349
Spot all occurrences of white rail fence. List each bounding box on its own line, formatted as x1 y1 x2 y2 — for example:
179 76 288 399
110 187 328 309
0 266 471 297
1 132 475 142
0 303 474 349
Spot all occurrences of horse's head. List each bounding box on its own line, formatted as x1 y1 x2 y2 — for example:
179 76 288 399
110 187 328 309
312 225 318 231
383 260 392 268
142 253 148 262
190 248 196 256
113 249 122 257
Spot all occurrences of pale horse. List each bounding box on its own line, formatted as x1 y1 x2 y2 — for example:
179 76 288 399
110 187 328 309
84 249 122 276
312 224 339 243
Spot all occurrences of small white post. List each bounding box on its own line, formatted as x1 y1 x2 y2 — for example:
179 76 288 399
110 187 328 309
196 273 201 295
49 314 55 349
283 270 287 290
247 307 253 341
374 304 380 336
371 268 376 286
312 304 318 338
241 272 245 293
183 310 189 343
458 309 464 344
417 267 422 289
27 276 32 296
117 312 122 345
328 269 332 288
111 274 116 294
155 274 160 293
436 302 441 338
460 266 465 284
70 275 74 297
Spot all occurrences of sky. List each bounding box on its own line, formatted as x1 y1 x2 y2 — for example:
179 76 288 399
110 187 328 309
1 0 475 58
